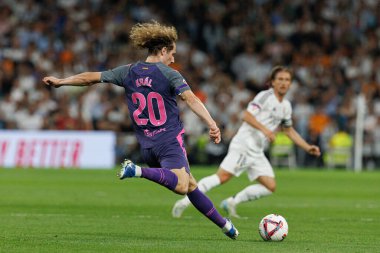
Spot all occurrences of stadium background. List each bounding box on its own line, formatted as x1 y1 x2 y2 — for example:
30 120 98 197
1 0 380 169
1 1 380 253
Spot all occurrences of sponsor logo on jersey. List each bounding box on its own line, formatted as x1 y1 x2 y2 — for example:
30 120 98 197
144 128 167 137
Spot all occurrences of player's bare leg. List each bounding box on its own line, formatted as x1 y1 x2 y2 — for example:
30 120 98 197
221 176 274 218
256 176 276 192
170 167 190 194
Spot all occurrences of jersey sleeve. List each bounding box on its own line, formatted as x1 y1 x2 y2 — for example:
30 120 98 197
246 91 267 116
168 70 191 95
100 64 130 87
157 64 191 95
281 102 293 127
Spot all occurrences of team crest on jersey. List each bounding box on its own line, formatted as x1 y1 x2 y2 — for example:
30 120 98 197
136 77 152 87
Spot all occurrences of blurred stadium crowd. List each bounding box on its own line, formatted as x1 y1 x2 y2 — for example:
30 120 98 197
1 0 380 168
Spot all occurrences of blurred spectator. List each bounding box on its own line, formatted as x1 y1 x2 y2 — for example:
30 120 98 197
1 0 380 166
324 125 353 169
293 94 314 166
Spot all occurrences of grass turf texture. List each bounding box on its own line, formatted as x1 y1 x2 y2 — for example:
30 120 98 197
0 167 379 253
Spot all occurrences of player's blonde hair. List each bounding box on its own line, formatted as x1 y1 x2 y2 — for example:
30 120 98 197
130 21 178 55
270 66 293 81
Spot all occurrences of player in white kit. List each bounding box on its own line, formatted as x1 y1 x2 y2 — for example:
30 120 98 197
172 66 321 218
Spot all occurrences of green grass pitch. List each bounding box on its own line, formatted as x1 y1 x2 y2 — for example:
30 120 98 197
0 167 379 253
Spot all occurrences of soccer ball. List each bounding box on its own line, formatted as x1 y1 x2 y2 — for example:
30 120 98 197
258 214 288 241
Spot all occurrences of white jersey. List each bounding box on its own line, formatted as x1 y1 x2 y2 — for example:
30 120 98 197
221 88 293 180
230 88 293 153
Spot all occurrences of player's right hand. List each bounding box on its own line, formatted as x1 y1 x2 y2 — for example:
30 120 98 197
209 125 221 144
263 129 275 142
42 76 62 88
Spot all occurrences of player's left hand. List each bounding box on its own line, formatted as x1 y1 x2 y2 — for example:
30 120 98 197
307 145 321 157
209 125 221 144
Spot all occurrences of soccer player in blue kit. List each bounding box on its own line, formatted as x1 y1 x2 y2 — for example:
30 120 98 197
42 21 239 239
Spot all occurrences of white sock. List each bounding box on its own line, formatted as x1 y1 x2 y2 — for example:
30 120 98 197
135 165 142 177
179 174 221 207
198 174 221 192
233 184 272 205
222 218 232 232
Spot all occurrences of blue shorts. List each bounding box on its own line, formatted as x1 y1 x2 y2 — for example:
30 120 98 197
141 130 190 174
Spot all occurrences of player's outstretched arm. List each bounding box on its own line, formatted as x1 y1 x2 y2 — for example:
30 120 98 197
42 72 101 88
282 126 321 156
180 90 221 144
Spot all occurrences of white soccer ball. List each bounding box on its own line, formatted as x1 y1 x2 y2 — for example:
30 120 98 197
258 214 288 241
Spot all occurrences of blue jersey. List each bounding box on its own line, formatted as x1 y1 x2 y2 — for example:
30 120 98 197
100 62 190 148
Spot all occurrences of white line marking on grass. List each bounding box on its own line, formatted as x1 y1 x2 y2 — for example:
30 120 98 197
136 215 157 219
10 213 85 217
319 217 376 222
355 204 379 209
360 218 374 222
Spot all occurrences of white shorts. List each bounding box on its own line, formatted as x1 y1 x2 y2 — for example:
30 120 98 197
220 147 275 181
